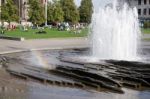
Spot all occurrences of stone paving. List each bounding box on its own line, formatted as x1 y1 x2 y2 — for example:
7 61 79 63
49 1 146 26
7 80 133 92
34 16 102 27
0 38 88 54
0 35 150 54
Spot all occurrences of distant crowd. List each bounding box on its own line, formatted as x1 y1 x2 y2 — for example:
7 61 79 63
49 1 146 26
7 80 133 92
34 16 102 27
0 22 87 34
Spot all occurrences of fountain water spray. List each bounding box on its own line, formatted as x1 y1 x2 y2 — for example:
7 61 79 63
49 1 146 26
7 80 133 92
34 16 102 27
90 0 141 61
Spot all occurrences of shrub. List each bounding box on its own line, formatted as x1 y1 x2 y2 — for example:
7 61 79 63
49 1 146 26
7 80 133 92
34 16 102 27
143 21 150 28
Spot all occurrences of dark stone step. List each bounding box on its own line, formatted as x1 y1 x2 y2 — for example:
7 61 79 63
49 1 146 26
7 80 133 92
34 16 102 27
6 67 84 89
135 69 150 74
56 66 121 87
109 74 150 87
120 82 142 89
50 69 124 93
105 60 150 69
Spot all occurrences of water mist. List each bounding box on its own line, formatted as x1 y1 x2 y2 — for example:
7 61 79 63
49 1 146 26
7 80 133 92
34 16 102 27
90 0 141 61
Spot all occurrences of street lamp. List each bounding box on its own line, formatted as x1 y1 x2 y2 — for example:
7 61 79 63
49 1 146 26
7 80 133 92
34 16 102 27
19 0 21 24
45 0 47 27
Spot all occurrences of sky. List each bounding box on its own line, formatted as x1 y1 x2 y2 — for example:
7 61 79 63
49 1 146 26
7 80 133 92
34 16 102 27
74 0 112 8
48 0 112 8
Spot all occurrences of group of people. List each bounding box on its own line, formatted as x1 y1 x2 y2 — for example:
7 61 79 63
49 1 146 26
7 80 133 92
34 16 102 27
0 22 87 34
0 24 17 33
57 22 86 34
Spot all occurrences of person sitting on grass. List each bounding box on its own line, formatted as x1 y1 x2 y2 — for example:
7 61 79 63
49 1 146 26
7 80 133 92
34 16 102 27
70 23 81 34
23 25 28 32
35 27 47 34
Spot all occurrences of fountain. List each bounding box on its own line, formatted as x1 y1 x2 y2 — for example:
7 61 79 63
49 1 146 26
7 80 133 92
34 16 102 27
90 0 141 61
0 0 150 98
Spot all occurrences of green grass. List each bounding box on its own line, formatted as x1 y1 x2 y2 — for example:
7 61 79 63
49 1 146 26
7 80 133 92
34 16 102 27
142 28 150 34
1 28 88 39
3 28 149 39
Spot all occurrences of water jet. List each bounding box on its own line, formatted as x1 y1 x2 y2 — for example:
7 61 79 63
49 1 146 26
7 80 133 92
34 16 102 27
90 0 141 61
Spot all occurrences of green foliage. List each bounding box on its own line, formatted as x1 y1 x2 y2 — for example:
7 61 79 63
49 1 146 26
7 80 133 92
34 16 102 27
53 1 64 22
142 28 150 34
1 4 9 21
47 0 64 22
1 0 19 22
60 0 79 23
47 2 55 22
143 21 150 29
79 0 93 23
28 0 45 25
3 28 88 39
1 0 93 26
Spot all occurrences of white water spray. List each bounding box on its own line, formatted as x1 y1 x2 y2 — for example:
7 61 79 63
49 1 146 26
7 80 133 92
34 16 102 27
90 0 141 61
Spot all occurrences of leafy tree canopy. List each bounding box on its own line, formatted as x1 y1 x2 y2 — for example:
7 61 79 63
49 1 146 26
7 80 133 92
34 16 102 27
60 0 79 23
28 0 45 25
1 0 19 23
47 0 64 22
79 0 93 23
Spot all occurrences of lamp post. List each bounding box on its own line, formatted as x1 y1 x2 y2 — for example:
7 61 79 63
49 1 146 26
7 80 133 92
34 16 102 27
45 0 47 27
19 0 21 24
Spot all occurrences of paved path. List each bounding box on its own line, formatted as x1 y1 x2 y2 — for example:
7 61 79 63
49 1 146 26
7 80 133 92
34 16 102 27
142 34 150 39
0 36 150 55
0 38 89 54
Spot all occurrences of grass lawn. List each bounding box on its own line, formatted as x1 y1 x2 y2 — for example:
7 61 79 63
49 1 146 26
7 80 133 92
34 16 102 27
2 28 149 39
1 28 88 39
141 28 150 34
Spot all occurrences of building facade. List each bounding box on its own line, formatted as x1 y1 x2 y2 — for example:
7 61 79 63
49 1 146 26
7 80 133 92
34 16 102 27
13 0 29 22
0 0 28 22
128 0 150 21
15 0 46 22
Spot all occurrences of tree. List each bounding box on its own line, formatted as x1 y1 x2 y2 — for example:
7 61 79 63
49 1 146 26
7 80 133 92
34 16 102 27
79 0 93 23
1 0 19 23
53 1 64 22
28 0 45 26
60 0 79 23
47 0 64 22
143 21 150 28
47 2 54 22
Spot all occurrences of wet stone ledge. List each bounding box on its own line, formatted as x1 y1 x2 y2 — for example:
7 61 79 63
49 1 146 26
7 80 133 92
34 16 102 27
1 54 150 94
0 36 25 41
58 56 150 90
